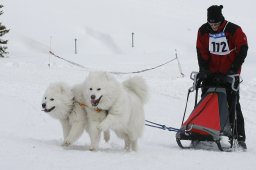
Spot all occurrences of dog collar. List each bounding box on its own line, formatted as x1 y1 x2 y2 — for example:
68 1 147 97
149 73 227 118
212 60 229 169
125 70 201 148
73 98 88 109
94 108 109 116
95 108 103 112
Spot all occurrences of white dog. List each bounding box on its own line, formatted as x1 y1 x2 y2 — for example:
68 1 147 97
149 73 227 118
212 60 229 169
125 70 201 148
83 71 149 151
42 82 88 146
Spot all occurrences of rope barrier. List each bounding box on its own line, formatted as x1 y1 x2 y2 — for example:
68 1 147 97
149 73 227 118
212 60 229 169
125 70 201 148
49 50 179 75
110 57 177 75
49 51 90 70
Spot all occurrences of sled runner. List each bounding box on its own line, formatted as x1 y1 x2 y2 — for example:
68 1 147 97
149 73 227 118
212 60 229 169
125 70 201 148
176 72 240 151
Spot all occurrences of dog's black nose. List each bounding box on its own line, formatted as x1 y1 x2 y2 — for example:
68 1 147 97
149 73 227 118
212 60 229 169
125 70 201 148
91 95 96 100
42 103 46 108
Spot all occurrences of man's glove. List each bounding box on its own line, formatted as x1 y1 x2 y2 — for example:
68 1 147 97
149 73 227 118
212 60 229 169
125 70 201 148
227 65 238 75
197 70 209 80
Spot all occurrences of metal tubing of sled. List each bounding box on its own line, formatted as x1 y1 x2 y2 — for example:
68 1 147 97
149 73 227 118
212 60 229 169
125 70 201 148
217 140 233 152
176 138 190 149
230 90 238 148
176 138 231 152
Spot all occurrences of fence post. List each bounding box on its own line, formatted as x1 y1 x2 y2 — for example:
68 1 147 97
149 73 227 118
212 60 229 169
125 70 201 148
48 36 52 68
74 38 77 54
131 32 134 47
175 49 185 77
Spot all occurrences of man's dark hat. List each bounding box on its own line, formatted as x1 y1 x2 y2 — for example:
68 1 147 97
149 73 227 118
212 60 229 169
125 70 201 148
207 5 224 23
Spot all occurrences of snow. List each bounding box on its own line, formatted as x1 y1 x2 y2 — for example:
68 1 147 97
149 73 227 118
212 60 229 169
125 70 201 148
1 0 256 169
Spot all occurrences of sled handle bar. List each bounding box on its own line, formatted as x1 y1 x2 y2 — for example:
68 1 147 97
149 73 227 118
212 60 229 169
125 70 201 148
189 72 240 92
227 74 240 92
189 72 199 92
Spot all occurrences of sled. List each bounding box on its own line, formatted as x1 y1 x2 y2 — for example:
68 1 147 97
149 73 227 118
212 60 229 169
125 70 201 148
176 72 240 151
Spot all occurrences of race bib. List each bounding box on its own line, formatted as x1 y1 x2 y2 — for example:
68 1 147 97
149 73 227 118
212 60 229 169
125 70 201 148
209 32 230 55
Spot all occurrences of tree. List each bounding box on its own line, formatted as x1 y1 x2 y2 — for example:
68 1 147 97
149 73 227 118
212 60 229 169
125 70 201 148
0 4 9 58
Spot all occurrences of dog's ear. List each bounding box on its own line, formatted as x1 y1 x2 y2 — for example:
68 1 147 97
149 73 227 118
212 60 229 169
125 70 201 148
57 83 68 94
104 72 115 81
59 85 66 93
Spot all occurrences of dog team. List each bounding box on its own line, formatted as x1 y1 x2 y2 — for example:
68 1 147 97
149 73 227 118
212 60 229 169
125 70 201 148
41 71 149 151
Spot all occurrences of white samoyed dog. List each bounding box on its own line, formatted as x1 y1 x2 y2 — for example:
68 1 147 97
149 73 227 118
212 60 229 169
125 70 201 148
42 82 87 146
83 71 149 151
41 82 110 147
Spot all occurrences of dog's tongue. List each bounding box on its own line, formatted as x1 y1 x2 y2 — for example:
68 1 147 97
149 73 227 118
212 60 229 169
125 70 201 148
91 99 97 106
90 95 102 106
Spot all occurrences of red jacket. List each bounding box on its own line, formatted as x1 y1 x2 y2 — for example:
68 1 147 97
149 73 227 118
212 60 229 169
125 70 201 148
196 20 248 74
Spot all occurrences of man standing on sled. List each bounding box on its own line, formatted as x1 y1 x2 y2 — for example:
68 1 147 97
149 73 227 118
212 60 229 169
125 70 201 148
196 5 248 149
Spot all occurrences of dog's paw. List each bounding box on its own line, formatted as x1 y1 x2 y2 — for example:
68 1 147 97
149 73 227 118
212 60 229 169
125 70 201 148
62 140 71 147
89 146 97 151
104 130 110 143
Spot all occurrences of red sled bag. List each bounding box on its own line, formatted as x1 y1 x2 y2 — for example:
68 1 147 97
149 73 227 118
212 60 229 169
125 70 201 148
176 72 239 151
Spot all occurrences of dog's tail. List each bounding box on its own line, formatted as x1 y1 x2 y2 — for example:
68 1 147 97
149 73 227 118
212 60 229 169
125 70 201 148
123 76 149 104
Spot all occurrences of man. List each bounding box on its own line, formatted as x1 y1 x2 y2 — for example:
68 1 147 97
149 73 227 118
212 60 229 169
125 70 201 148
196 5 248 149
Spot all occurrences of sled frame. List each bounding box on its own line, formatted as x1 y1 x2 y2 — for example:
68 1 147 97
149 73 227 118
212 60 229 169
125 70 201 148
176 72 240 152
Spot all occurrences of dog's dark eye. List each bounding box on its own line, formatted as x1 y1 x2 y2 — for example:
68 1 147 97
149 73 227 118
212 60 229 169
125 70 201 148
89 88 93 91
97 88 101 91
50 98 54 101
45 97 47 100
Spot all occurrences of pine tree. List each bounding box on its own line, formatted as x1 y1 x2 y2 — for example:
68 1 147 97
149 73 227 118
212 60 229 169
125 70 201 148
0 4 9 58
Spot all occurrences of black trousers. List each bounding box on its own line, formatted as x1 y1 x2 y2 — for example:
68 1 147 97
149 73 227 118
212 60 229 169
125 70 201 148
201 80 246 142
